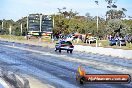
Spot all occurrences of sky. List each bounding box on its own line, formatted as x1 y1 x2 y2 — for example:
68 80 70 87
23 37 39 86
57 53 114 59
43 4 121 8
0 0 132 21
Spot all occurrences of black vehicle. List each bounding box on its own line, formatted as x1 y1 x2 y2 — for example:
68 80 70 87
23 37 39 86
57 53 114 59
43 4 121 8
55 40 74 53
117 39 126 46
109 39 117 46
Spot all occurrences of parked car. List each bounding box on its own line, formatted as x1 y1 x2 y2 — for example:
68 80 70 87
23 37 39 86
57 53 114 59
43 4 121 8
88 37 96 43
84 37 96 43
65 35 74 41
117 39 126 46
109 39 116 46
55 40 74 53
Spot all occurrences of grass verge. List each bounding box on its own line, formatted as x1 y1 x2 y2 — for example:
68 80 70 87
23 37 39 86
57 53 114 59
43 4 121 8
0 35 132 50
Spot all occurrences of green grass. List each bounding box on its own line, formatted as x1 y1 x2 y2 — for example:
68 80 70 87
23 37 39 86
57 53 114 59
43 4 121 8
41 36 52 42
0 35 132 50
96 40 132 50
0 35 26 41
72 40 132 50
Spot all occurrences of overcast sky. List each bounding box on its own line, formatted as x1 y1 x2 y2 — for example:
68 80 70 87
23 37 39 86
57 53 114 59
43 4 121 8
0 0 132 21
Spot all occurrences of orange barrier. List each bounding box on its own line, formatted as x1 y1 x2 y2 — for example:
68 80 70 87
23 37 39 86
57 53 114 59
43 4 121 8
78 66 86 76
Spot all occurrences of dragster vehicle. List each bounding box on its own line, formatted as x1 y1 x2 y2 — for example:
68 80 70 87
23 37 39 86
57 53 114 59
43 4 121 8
76 66 131 84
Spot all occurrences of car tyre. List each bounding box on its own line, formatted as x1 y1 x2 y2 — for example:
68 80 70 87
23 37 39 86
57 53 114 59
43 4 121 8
59 49 61 53
79 77 86 85
70 50 73 53
109 43 113 46
123 44 126 46
55 48 57 51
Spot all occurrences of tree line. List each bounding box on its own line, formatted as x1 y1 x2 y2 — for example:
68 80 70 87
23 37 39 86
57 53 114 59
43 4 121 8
0 0 132 38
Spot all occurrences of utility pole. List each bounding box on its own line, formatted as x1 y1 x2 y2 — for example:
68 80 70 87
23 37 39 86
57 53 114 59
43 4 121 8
39 14 42 43
2 21 3 30
52 15 55 42
21 23 23 36
9 25 12 35
52 16 54 28
95 0 99 47
27 16 28 34
39 14 42 33
9 25 12 41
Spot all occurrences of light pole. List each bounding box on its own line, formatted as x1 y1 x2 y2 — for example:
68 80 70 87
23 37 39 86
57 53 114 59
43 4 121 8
52 15 55 42
26 16 30 40
95 0 99 47
52 15 55 28
2 21 3 30
9 25 12 35
39 14 42 33
26 16 29 35
39 14 42 43
21 23 23 36
9 25 12 41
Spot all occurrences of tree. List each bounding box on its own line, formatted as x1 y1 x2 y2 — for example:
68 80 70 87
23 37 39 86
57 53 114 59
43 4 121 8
105 0 118 8
1 19 15 34
57 7 78 19
16 17 27 36
106 19 129 37
123 20 132 35
85 12 93 21
53 7 78 35
106 9 126 20
105 0 126 20
105 0 127 20
105 0 128 37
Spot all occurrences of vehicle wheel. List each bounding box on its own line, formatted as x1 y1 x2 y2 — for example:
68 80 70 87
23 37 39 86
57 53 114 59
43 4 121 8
70 50 73 53
67 50 69 53
124 44 126 46
59 49 61 53
55 48 57 51
79 77 86 85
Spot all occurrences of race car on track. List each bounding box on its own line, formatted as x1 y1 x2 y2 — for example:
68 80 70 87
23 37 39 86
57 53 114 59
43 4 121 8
55 40 74 53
